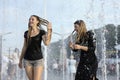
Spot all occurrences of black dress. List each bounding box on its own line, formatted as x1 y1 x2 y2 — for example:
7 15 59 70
74 31 98 80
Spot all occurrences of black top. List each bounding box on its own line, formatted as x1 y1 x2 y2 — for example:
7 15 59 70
81 31 97 65
24 30 46 60
73 30 97 64
73 30 98 80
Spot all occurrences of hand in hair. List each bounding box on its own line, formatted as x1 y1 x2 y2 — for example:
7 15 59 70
47 22 52 30
42 22 52 46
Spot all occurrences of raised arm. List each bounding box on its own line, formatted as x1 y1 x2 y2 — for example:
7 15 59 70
42 22 52 46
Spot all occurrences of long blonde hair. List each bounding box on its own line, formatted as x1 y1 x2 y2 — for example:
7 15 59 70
74 20 87 42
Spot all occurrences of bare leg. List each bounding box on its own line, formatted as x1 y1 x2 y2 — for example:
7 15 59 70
34 66 44 80
93 76 95 80
25 66 33 80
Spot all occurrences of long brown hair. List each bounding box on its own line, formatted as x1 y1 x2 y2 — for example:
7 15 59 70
26 15 49 46
74 20 87 42
26 15 41 46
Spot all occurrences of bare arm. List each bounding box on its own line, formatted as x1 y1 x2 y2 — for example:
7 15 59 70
69 42 88 51
78 45 88 51
19 39 27 62
42 22 52 46
70 31 95 52
73 43 95 52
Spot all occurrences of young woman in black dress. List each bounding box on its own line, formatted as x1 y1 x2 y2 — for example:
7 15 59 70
18 15 52 80
69 20 98 80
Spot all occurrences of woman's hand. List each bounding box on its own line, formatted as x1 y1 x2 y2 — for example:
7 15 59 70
18 61 23 69
69 41 81 50
42 22 52 46
69 41 74 49
73 44 82 50
47 22 52 30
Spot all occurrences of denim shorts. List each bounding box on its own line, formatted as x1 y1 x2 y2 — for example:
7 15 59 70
23 59 44 67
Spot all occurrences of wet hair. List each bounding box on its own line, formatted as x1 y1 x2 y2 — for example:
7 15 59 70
74 20 83 25
28 15 41 27
74 20 87 42
26 15 48 46
29 15 49 27
27 15 41 46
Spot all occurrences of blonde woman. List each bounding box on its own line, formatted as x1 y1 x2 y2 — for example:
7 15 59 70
18 15 52 80
69 20 98 80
